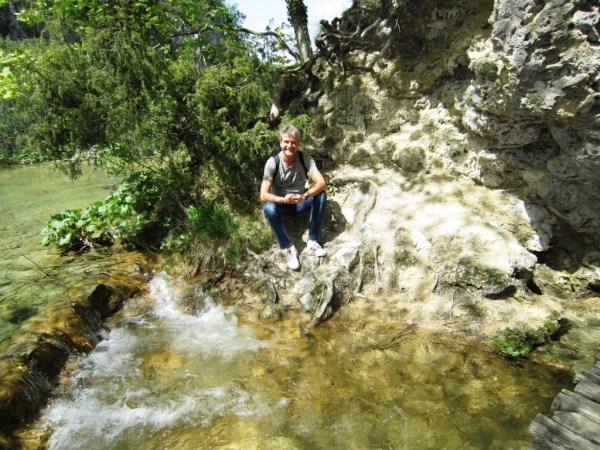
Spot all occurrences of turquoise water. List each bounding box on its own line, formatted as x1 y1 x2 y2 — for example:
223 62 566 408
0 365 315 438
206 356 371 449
0 164 120 342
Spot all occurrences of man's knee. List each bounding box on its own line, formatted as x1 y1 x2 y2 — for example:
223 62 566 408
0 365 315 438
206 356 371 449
263 202 277 219
314 190 327 202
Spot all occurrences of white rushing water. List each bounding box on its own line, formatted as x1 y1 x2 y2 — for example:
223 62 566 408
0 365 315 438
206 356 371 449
42 272 275 450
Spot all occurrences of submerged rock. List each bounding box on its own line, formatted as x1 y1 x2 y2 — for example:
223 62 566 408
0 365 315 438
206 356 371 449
0 265 148 445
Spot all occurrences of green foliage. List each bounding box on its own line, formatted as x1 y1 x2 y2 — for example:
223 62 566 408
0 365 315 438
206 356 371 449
562 270 576 291
0 39 42 163
100 171 170 244
222 219 275 263
164 209 275 266
12 0 239 38
285 0 309 24
311 281 323 298
41 170 185 250
492 329 533 358
0 98 38 164
310 281 324 317
41 207 102 250
188 203 238 242
491 314 562 358
326 182 340 195
3 0 269 176
186 52 278 202
0 40 29 100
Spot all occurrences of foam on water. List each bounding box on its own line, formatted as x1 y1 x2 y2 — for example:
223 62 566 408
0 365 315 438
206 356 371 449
148 272 267 358
42 272 272 449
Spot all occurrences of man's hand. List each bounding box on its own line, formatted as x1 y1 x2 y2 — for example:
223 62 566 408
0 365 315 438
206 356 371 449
284 193 305 204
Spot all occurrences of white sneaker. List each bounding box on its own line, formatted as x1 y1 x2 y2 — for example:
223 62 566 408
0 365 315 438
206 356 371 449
307 240 327 257
286 245 300 270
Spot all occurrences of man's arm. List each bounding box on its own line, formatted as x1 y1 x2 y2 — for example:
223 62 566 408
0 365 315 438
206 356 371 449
305 169 327 199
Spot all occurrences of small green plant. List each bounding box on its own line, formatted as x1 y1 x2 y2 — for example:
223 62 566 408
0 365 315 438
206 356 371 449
492 329 532 357
326 182 340 195
491 314 561 358
309 282 324 317
562 270 575 291
187 203 237 242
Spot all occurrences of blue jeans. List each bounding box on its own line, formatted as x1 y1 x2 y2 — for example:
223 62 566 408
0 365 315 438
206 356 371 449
263 191 327 249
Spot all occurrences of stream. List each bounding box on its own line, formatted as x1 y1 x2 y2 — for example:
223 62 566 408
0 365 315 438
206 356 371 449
0 164 122 343
2 164 576 449
24 273 573 450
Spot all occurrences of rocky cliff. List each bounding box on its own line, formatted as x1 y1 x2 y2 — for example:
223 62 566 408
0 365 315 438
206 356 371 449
312 0 600 252
246 0 600 355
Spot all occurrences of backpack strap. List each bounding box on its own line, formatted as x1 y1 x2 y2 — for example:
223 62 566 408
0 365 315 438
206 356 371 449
273 152 308 180
273 153 280 180
298 152 308 178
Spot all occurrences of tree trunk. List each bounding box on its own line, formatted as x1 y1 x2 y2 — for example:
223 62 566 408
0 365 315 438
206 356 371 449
285 0 312 63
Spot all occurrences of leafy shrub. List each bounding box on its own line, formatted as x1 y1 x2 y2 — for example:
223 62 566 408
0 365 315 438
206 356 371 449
0 98 39 164
41 170 179 250
41 205 107 249
492 329 533 358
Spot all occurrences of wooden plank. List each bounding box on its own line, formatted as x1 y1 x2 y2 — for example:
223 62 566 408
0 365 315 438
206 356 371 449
529 413 600 450
551 389 600 422
575 380 600 405
593 361 600 376
574 370 600 386
553 411 600 445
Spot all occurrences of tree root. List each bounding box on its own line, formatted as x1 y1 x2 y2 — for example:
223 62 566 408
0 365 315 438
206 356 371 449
353 238 381 297
247 246 282 320
313 269 340 325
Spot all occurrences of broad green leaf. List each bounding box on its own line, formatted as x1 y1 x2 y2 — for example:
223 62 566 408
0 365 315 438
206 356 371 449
58 232 73 247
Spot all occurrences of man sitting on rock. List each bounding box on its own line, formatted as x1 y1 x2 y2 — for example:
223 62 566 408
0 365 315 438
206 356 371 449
260 124 327 270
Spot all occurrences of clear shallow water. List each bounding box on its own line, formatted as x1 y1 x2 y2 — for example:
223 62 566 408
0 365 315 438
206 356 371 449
31 273 573 450
0 164 121 342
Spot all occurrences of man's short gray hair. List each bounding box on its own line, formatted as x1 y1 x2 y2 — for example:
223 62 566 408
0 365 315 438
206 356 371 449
280 124 301 141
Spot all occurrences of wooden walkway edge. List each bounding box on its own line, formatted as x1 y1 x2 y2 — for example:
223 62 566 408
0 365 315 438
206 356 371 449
529 354 600 449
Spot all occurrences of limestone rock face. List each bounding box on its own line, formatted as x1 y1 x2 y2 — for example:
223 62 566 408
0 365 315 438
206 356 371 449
277 0 600 342
461 0 600 245
310 0 600 256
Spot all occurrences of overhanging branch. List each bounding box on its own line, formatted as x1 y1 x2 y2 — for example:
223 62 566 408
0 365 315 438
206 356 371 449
169 26 301 62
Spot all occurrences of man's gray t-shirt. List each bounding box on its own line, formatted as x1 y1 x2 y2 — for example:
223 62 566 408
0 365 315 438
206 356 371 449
263 151 318 197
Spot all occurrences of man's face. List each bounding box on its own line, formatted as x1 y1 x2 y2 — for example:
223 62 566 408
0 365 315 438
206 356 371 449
280 133 299 158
